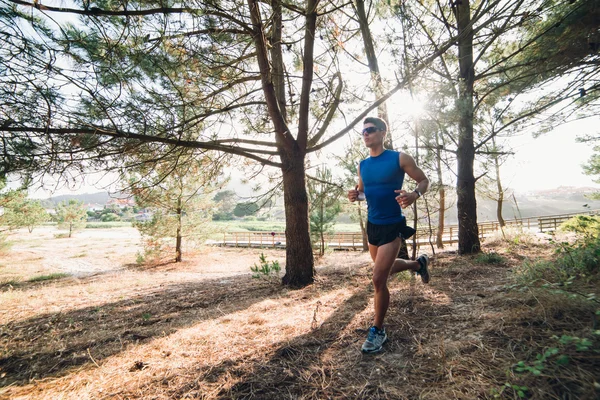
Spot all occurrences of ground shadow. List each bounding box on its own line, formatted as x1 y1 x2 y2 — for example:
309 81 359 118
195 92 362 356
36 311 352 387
110 254 526 399
0 272 294 387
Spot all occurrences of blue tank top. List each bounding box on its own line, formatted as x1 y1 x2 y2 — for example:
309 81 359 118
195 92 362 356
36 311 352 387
360 149 405 224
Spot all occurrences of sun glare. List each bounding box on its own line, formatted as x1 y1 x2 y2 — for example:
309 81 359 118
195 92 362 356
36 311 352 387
392 92 426 119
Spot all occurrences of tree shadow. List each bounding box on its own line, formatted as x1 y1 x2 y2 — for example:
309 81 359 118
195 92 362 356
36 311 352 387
120 283 376 399
0 273 291 387
114 254 516 399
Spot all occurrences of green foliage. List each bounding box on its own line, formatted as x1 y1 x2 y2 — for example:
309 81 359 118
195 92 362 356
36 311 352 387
0 190 49 233
212 190 236 221
85 222 132 229
0 278 22 290
0 234 12 254
130 154 224 263
490 383 530 399
28 273 70 282
513 334 598 377
250 253 281 279
515 235 600 285
101 212 121 222
233 202 260 217
475 251 505 264
54 200 87 238
560 215 600 239
308 167 343 256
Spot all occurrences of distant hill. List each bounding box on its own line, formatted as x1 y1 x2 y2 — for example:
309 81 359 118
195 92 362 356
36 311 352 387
41 191 131 207
337 187 600 226
439 187 600 225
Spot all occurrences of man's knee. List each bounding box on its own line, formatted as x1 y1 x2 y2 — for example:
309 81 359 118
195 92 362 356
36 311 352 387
372 271 389 291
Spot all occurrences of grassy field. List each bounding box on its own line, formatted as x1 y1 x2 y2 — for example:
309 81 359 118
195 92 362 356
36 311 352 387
0 226 598 399
210 220 360 233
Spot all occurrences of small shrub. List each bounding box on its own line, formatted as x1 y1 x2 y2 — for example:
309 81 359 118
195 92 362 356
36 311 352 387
476 251 505 264
86 222 132 229
250 253 281 279
53 233 70 239
393 270 414 282
28 272 70 282
484 227 541 248
560 215 600 239
0 278 22 289
513 334 598 377
515 236 600 285
0 234 12 253
70 252 87 258
136 251 146 265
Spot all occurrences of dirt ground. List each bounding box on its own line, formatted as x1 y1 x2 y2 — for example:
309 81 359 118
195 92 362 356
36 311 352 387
0 227 598 399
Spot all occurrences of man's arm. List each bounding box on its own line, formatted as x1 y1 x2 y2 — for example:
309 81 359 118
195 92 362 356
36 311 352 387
396 152 429 208
348 164 365 202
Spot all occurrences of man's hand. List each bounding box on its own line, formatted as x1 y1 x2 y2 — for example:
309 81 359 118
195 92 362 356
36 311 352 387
395 189 418 209
348 186 359 202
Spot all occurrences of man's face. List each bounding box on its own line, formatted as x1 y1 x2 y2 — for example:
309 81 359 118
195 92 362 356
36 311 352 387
362 123 384 148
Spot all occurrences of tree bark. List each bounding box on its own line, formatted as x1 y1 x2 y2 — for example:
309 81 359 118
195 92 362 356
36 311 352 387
355 0 392 149
248 0 317 286
175 198 182 262
455 0 480 254
492 137 505 227
281 146 314 287
435 131 445 248
358 204 368 251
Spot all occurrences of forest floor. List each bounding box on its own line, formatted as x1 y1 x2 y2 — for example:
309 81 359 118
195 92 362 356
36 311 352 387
0 227 598 399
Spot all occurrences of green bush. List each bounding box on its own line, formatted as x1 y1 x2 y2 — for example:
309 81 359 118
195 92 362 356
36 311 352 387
0 234 12 254
476 252 505 264
560 215 600 240
250 253 281 279
85 222 132 228
28 273 70 282
515 236 600 284
101 213 121 222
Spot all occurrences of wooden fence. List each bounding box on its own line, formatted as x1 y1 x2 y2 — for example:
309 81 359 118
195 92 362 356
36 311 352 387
214 210 599 250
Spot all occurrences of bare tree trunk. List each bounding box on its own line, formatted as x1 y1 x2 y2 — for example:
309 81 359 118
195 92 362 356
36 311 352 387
320 198 325 256
175 197 182 262
281 147 314 287
492 137 505 227
355 0 392 149
249 0 317 286
358 204 368 251
435 131 445 249
455 0 480 254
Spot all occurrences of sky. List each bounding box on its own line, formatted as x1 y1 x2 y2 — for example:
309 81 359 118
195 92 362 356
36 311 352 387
22 115 599 199
10 2 598 199
500 118 599 193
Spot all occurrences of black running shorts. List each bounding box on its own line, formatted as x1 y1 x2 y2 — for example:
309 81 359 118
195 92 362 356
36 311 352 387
367 220 416 247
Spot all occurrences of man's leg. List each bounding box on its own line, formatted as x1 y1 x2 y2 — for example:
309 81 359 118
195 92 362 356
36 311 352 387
390 258 420 274
390 255 431 284
370 238 402 329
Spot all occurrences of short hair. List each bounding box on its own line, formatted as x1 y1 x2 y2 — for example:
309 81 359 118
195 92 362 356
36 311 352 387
363 117 388 132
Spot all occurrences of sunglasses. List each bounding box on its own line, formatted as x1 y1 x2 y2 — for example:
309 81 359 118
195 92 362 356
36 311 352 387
361 126 379 136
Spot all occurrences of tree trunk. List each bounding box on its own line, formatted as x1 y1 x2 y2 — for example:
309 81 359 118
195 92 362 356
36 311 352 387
175 198 182 262
435 131 445 249
493 137 505 227
455 0 480 254
281 147 314 287
358 204 368 251
437 186 446 248
355 0 392 149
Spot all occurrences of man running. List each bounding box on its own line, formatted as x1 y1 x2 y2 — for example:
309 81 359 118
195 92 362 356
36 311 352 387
348 117 430 354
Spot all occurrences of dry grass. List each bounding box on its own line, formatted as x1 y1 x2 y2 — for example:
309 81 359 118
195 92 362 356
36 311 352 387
0 227 598 399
